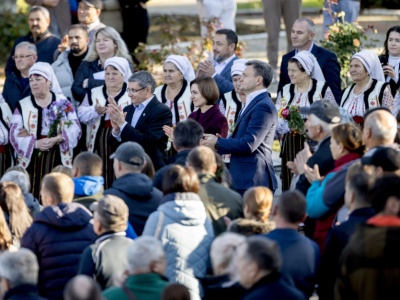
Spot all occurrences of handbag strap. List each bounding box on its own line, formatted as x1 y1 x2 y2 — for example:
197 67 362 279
122 281 137 300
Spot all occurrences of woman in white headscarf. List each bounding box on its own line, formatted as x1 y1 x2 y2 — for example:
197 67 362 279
276 50 336 191
78 56 132 188
340 50 394 124
10 62 81 198
154 55 195 125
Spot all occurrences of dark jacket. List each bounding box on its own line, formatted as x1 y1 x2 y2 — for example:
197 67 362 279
104 173 162 235
78 232 133 290
117 96 172 171
242 272 307 300
2 72 31 111
3 284 47 300
265 229 320 298
317 207 375 300
379 54 400 97
20 203 96 300
152 149 191 190
199 275 246 300
188 104 228 138
278 44 341 103
71 60 104 102
198 174 243 236
213 56 237 95
5 33 60 77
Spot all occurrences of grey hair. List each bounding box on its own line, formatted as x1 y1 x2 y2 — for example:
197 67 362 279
245 60 273 88
127 236 165 273
128 71 156 93
84 26 132 63
0 249 39 287
29 6 50 20
1 171 30 194
15 42 37 54
309 114 337 134
295 17 316 34
365 113 397 143
210 232 245 275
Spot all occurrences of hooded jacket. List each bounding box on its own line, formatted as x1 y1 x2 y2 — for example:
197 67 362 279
21 202 96 300
142 193 214 300
104 173 162 235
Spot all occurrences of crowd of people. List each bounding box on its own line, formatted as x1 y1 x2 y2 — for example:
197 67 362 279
1 1 400 299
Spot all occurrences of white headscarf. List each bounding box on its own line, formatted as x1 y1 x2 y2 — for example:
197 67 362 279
231 59 248 77
293 51 325 81
29 62 63 95
352 50 385 82
164 55 195 83
104 57 132 83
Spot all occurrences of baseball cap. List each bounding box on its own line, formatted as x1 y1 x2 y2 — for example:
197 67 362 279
79 0 102 10
361 147 400 172
109 142 146 166
299 100 341 124
90 195 128 229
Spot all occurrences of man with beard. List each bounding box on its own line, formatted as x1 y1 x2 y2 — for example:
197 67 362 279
196 29 238 95
52 24 89 107
5 6 60 77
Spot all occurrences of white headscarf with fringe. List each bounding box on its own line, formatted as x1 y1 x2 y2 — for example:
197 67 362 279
164 55 195 83
104 57 132 83
293 51 325 81
29 62 63 95
352 50 385 82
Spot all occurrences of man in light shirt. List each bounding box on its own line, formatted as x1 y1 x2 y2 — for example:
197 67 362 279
197 29 238 95
107 71 172 170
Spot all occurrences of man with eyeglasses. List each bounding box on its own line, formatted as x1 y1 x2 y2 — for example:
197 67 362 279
5 6 60 78
3 42 38 111
107 71 172 171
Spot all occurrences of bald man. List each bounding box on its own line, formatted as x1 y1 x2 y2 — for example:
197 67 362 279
64 275 103 300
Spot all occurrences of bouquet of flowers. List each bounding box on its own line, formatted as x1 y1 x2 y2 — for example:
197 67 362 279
44 99 74 138
278 105 306 137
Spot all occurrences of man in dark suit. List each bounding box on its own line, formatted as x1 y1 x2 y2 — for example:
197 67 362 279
196 29 238 95
107 71 172 171
202 60 278 195
278 17 342 103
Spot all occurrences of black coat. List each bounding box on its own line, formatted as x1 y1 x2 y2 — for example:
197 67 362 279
199 275 246 300
20 203 96 300
278 45 342 104
116 96 173 171
104 173 162 235
3 284 47 300
71 60 104 102
2 72 31 111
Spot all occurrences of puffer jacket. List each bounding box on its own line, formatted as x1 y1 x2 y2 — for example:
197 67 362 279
142 192 214 300
104 173 162 235
52 51 75 104
21 202 97 300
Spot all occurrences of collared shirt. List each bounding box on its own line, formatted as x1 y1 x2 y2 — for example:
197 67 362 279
112 96 153 141
295 42 314 54
86 19 102 34
240 88 268 116
213 54 236 76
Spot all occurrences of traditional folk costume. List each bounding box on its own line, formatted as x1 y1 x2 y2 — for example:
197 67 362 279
276 51 336 191
155 55 195 156
341 50 394 125
78 57 132 189
219 59 247 164
0 95 13 177
10 63 81 198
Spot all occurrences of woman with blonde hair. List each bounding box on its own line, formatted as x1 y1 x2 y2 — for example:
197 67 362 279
72 26 133 102
228 186 275 236
0 206 12 251
0 182 33 246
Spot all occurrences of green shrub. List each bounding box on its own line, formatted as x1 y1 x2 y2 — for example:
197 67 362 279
0 10 29 65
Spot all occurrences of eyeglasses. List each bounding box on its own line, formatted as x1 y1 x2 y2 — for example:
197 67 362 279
12 54 35 60
127 87 146 94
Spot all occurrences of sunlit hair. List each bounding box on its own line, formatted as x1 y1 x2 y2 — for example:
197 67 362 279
84 26 132 63
331 123 364 154
243 186 273 222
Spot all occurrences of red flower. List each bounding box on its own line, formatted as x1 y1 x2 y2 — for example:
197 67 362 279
281 107 290 119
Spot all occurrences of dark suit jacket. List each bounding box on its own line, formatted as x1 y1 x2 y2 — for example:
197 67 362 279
278 45 342 104
117 96 172 170
213 56 238 95
216 91 278 191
